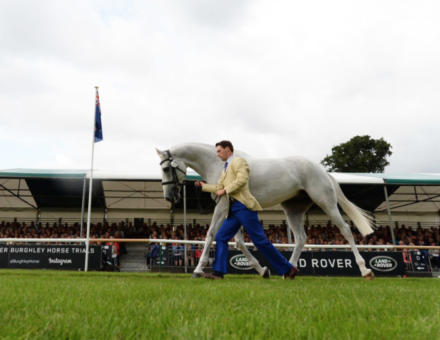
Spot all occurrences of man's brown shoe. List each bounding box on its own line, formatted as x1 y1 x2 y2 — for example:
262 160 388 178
283 266 298 280
201 273 223 280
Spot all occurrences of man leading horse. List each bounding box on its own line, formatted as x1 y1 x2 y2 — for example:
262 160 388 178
195 140 298 280
157 141 375 279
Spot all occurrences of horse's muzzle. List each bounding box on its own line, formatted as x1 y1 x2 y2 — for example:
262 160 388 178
165 191 181 204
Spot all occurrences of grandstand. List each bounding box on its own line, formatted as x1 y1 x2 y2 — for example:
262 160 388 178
1 168 439 274
1 168 440 227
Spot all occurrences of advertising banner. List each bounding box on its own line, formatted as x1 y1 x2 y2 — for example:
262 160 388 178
0 245 101 270
410 250 430 272
0 245 8 268
227 250 405 276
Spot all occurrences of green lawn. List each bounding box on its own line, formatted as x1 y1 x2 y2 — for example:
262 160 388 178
0 270 439 339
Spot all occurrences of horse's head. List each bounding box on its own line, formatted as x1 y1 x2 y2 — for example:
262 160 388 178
156 148 187 204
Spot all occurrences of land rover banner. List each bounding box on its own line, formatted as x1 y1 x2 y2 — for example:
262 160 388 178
227 250 405 276
0 245 101 270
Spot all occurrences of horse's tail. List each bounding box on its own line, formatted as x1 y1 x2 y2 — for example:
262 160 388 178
329 174 375 236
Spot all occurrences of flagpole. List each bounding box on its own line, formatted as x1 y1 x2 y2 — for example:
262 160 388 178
84 86 99 272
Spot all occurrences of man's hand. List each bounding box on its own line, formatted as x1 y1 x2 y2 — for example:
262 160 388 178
194 180 205 187
216 189 226 197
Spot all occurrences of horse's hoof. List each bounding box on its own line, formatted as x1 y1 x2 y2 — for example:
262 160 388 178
363 271 375 280
192 272 203 278
262 266 270 279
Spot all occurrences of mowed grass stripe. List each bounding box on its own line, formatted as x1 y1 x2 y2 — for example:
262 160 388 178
0 270 439 339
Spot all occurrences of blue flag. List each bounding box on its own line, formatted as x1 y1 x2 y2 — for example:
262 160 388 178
94 89 103 143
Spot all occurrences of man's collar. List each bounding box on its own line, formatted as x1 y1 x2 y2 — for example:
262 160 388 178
226 155 234 163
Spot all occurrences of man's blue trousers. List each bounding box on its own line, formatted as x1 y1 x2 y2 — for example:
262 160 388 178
213 200 293 276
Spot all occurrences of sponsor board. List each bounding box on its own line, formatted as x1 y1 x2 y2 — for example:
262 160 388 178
369 256 398 272
229 254 253 270
410 250 430 272
227 250 405 276
0 245 101 270
48 258 73 266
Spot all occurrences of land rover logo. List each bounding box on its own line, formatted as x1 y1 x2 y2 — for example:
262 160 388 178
230 254 253 270
369 256 397 272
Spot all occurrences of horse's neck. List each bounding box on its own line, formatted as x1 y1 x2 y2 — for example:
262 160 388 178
171 144 220 181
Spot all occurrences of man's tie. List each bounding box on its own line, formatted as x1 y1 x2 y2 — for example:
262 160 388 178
224 162 228 170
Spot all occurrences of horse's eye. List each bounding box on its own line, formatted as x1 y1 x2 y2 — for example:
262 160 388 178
163 167 170 173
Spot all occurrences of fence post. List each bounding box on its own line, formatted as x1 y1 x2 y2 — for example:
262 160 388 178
159 244 163 272
383 184 396 245
183 183 188 274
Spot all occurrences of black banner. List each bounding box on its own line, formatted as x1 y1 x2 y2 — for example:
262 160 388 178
0 245 101 270
0 245 8 268
410 250 430 272
227 250 405 276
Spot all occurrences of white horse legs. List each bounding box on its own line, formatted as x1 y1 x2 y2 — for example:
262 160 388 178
281 191 374 279
324 208 373 278
192 223 223 277
192 198 228 277
192 232 214 276
288 222 306 267
281 199 311 268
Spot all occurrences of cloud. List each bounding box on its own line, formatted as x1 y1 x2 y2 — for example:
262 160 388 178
1 0 440 175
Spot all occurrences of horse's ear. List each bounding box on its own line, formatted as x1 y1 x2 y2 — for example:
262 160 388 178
155 148 164 156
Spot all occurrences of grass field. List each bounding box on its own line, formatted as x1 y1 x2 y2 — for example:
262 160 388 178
0 270 439 340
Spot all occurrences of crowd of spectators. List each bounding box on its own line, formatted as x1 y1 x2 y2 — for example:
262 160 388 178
263 223 440 248
0 220 132 240
1 220 439 246
1 220 439 269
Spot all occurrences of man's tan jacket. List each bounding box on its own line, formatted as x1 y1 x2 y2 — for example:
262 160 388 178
202 157 263 211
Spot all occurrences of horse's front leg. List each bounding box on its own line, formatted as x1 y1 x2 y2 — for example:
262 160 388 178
192 231 215 278
192 196 228 278
234 229 269 278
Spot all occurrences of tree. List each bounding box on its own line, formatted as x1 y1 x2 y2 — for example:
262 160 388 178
321 135 392 173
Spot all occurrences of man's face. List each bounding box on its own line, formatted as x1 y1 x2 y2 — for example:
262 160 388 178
216 145 230 161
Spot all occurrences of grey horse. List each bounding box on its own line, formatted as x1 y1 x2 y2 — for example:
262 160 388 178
157 143 375 279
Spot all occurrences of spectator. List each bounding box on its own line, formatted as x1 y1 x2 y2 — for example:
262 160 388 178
145 243 160 269
105 236 120 271
172 241 184 266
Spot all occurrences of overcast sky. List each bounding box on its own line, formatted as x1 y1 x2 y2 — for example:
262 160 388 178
1 0 439 176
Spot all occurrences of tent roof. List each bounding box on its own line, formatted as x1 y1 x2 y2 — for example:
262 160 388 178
0 169 86 179
1 168 440 213
4 168 440 184
382 173 440 185
0 168 160 180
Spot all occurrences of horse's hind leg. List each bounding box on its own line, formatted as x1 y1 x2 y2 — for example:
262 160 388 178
281 196 313 268
304 178 373 278
234 229 269 277
317 202 372 278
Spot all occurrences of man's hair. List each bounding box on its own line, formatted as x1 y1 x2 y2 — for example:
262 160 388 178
215 140 234 152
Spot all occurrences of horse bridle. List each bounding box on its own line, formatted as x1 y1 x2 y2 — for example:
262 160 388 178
160 150 186 187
